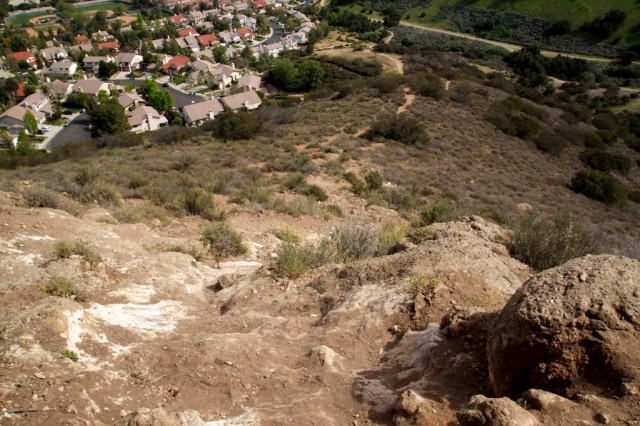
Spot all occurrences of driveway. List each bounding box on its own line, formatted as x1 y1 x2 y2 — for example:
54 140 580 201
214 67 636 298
46 112 91 151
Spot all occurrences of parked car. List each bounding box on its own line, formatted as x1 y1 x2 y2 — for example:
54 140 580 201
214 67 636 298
63 121 70 127
41 125 51 132
63 110 72 115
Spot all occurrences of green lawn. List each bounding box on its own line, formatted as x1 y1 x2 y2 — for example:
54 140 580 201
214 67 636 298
76 1 133 12
6 10 52 26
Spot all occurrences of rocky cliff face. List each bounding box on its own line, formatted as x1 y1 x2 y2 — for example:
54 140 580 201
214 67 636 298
0 191 638 425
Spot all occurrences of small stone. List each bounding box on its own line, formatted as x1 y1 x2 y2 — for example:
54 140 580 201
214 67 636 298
620 382 638 395
66 404 78 414
33 372 46 379
120 410 128 418
225 361 234 366
578 272 587 282
633 290 640 298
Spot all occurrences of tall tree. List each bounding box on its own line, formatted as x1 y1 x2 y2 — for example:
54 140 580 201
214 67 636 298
149 90 173 112
87 98 131 136
23 110 39 135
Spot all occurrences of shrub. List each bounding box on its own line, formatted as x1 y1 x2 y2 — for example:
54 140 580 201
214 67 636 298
53 241 102 266
629 190 640 204
507 212 599 270
53 348 78 362
42 276 86 301
273 227 300 244
208 110 262 141
344 172 367 196
200 224 247 259
23 186 69 210
364 113 428 145
409 73 445 99
531 130 567 157
419 200 461 226
382 187 417 210
181 188 225 220
570 169 628 207
580 149 633 175
321 204 344 218
275 240 333 279
365 171 383 191
369 75 402 94
331 223 380 262
304 184 328 202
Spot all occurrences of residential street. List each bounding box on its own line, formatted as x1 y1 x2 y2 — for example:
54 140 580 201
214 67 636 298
46 112 91 150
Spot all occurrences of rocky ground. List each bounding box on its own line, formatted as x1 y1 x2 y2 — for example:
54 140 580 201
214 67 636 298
0 186 639 425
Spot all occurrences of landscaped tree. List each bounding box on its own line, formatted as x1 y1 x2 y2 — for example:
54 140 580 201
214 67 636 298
270 58 298 91
98 60 117 78
209 108 262 141
382 4 402 27
87 98 131 136
298 60 324 91
23 110 39 135
16 131 34 155
149 89 173 112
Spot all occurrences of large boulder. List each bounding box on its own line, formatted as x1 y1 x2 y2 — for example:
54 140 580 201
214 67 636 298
488 255 640 398
456 394 539 426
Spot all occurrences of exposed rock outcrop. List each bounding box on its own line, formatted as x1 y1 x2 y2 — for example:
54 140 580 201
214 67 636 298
456 394 539 426
488 255 640 398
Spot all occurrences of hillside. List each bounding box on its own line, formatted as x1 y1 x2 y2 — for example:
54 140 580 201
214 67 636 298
1 35 640 424
338 0 640 55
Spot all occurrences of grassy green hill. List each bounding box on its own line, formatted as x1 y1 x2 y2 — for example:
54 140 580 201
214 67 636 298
344 0 640 46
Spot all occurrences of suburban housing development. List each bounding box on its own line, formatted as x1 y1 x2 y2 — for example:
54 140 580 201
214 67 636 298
0 0 317 147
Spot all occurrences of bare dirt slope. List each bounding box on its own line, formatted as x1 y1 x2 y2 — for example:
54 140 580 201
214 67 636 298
0 189 530 425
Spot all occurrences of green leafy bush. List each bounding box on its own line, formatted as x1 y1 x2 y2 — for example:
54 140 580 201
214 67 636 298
419 200 461 226
181 188 226 220
42 276 86 301
275 240 333 279
531 130 567 157
364 113 428 145
508 212 599 270
570 169 628 207
54 241 102 266
580 149 633 175
200 224 247 259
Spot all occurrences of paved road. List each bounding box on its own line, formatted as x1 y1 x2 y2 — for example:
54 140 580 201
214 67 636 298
111 79 206 108
264 21 284 45
47 113 92 151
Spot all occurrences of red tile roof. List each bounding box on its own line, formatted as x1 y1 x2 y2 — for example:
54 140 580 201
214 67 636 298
161 54 190 70
8 51 35 62
177 27 199 37
75 34 89 43
198 33 219 46
237 28 255 38
169 14 188 24
98 41 120 50
252 0 266 8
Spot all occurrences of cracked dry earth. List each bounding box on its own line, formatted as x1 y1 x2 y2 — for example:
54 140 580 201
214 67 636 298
0 190 530 425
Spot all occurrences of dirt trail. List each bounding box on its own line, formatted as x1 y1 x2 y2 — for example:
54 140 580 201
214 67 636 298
397 87 415 114
399 20 617 63
0 186 532 425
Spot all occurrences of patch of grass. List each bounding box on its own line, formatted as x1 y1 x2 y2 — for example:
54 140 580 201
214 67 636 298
53 241 102 266
201 224 247 260
113 202 170 225
407 276 438 298
163 244 204 262
507 212 599 271
273 228 301 244
53 348 78 362
42 276 86 301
